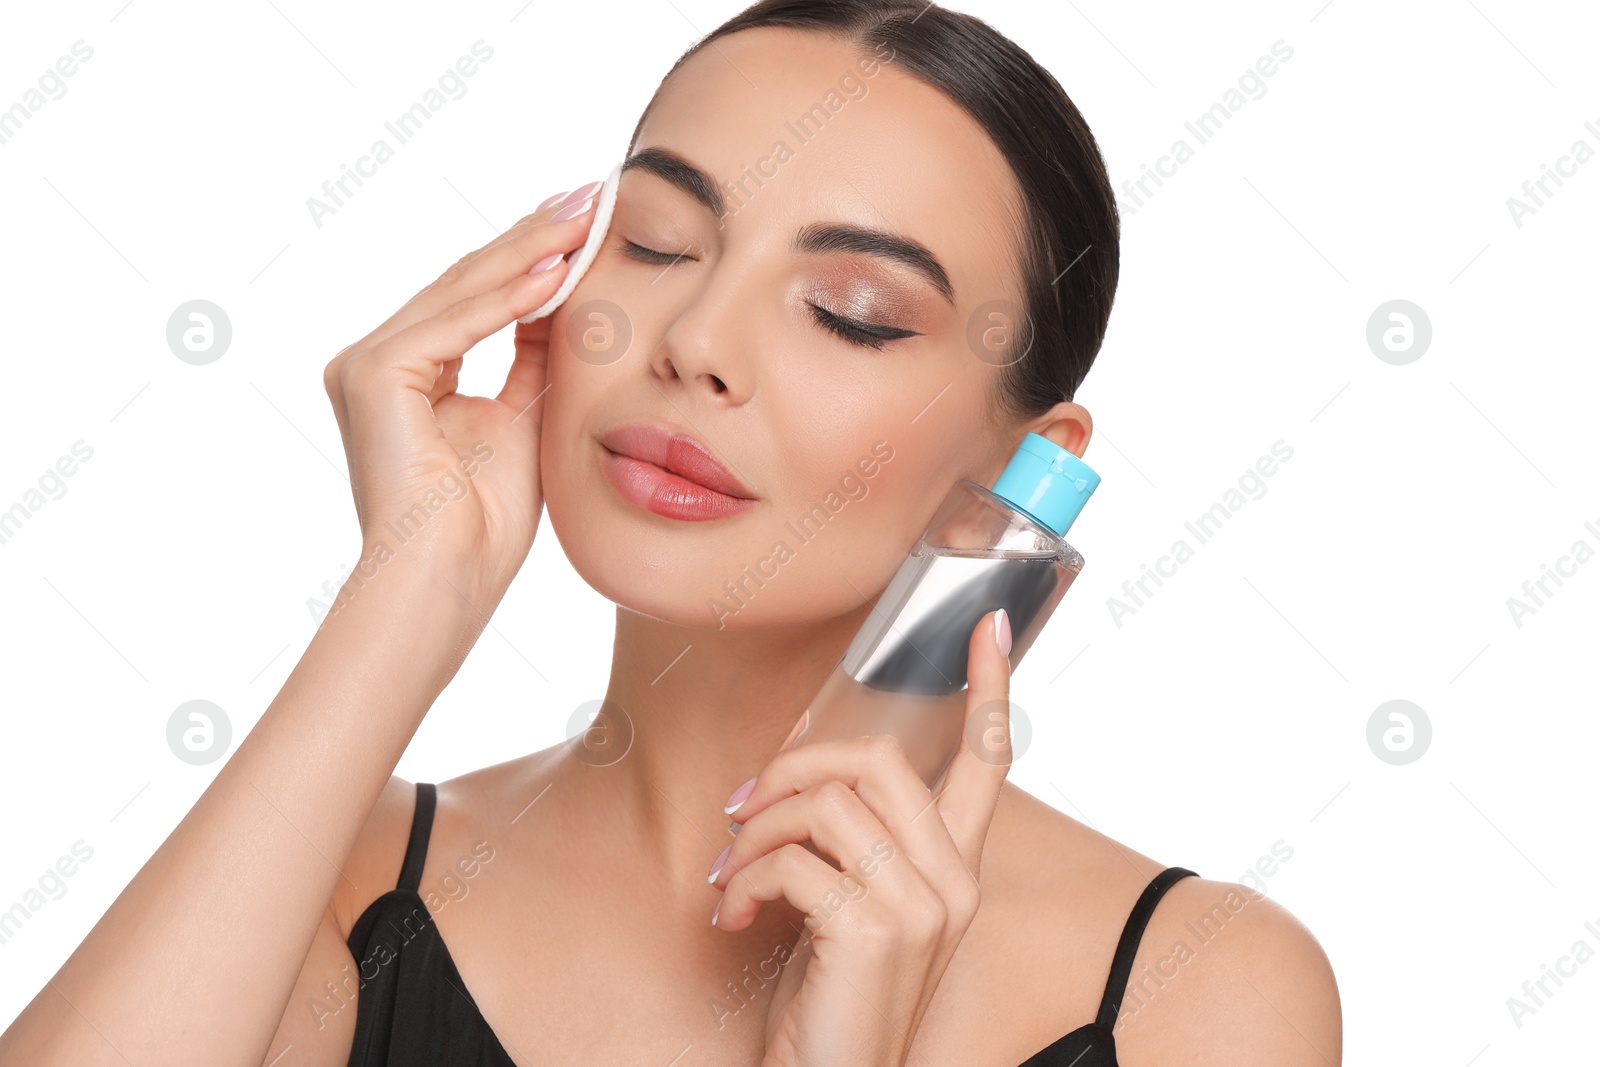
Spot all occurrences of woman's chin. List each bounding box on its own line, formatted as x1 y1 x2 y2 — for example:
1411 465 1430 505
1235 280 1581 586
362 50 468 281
541 513 743 630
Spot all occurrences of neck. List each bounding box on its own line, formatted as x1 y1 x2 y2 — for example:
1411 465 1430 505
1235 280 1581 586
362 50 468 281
565 602 871 896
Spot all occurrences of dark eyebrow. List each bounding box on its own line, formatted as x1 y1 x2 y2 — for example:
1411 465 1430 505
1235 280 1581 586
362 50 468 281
793 222 954 306
621 147 727 220
621 146 956 306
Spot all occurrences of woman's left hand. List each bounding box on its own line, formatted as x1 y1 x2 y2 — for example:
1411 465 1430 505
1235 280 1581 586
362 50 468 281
711 608 1015 1067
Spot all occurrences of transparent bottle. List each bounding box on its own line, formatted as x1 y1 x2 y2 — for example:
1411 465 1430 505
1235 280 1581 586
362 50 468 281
782 433 1101 794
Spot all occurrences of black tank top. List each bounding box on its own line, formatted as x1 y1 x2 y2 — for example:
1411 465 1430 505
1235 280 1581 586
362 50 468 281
344 782 1198 1065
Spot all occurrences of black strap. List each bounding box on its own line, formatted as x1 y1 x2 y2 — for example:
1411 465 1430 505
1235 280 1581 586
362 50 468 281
396 782 436 892
1095 866 1198 1030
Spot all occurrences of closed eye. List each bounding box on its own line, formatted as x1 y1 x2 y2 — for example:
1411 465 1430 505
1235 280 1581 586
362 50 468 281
808 304 920 351
621 239 691 266
621 240 918 351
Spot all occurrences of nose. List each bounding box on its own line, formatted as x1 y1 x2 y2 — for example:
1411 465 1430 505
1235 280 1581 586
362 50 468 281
649 279 753 404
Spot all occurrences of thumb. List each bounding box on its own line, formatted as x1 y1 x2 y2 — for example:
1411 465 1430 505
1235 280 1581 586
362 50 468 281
937 608 1014 863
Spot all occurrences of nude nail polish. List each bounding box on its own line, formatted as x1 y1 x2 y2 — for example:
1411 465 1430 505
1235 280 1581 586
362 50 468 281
708 843 731 883
561 180 603 205
551 197 593 222
723 776 756 814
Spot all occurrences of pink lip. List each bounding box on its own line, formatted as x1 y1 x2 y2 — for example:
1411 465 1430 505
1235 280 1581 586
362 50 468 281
599 422 758 522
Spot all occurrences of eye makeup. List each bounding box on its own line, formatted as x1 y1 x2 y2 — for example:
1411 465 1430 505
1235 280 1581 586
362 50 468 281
620 236 922 350
615 190 933 351
807 303 919 350
803 262 929 350
622 147 957 309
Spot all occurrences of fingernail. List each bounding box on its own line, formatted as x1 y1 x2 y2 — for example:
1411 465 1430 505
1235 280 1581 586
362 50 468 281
708 843 732 883
724 776 757 815
712 898 722 926
561 180 603 205
551 197 593 222
529 252 564 274
536 190 569 212
995 608 1012 657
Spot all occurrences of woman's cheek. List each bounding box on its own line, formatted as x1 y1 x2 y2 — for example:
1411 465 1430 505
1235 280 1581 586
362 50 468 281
773 462 928 595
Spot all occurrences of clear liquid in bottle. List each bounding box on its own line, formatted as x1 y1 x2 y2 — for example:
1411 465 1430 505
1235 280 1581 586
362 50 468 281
793 546 1078 789
755 432 1099 830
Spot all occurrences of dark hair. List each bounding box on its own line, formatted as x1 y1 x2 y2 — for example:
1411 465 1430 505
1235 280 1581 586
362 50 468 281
626 0 1119 417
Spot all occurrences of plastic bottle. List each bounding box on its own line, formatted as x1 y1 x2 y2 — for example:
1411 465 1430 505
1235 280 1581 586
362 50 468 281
780 432 1100 793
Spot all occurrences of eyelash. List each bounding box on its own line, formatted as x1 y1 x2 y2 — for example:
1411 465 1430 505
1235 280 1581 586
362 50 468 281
621 239 686 267
620 239 917 352
806 303 917 351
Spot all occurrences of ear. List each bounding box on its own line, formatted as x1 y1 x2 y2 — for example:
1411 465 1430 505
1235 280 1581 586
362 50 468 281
1026 400 1093 459
978 401 1095 490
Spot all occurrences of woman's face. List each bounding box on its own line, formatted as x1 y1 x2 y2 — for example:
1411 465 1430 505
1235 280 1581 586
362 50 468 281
540 26 1058 630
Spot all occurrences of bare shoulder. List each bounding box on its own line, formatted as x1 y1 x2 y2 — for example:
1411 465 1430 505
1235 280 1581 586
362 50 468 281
1115 870 1342 1064
943 782 1169 1060
433 745 561 823
429 745 570 881
971 783 1342 1065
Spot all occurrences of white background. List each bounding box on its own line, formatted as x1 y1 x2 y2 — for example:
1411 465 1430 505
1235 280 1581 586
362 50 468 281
2 0 1596 1062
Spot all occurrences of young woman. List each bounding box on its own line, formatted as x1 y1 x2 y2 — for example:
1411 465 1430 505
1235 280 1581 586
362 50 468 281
1 1 1340 1064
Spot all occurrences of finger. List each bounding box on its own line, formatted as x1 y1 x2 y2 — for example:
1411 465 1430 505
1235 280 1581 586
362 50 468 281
353 262 567 401
780 709 811 750
464 187 600 274
714 840 907 939
497 316 553 417
346 197 599 359
428 357 463 407
323 354 354 473
535 188 574 213
712 781 934 910
727 734 965 887
458 190 579 268
933 609 1014 875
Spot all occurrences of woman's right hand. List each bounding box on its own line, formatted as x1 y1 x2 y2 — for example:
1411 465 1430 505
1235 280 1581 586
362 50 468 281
322 183 602 607
0 187 606 1067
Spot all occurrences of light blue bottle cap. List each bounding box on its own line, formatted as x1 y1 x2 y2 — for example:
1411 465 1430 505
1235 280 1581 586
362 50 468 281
990 432 1100 536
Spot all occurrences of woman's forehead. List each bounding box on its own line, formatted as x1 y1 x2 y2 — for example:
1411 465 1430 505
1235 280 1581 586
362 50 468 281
633 28 1026 302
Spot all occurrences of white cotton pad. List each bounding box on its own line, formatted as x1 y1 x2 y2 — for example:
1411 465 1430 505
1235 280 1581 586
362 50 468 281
518 160 623 323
